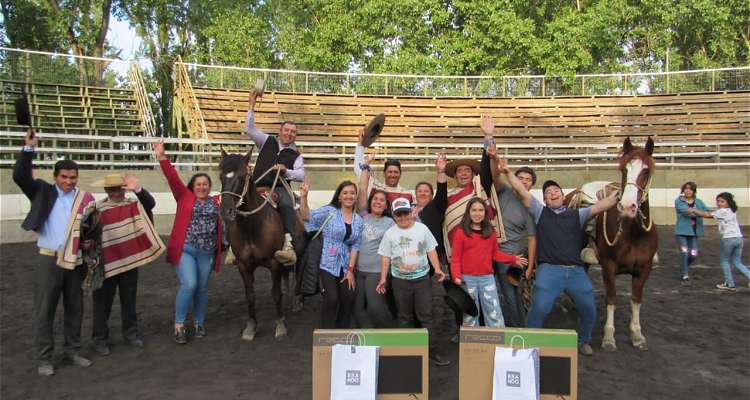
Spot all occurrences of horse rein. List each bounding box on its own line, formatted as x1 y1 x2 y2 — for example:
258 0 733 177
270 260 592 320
220 166 295 217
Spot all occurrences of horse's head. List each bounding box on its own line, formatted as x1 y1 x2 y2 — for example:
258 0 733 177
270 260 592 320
218 147 255 223
617 137 655 219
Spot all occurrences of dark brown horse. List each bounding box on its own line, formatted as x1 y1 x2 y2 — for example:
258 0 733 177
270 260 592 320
568 137 658 351
218 149 303 340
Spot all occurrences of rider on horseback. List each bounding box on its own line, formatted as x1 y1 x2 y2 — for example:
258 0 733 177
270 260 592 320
240 88 306 266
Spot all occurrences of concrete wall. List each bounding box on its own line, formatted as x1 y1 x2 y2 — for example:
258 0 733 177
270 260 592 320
2 167 748 243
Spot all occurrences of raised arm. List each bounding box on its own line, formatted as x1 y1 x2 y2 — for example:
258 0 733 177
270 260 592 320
486 145 504 190
124 173 156 222
155 139 189 201
356 141 375 213
479 115 496 195
244 88 269 148
298 177 311 221
500 157 531 207
588 196 619 218
13 128 41 201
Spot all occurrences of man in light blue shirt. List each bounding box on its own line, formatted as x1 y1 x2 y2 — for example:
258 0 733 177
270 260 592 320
13 129 95 377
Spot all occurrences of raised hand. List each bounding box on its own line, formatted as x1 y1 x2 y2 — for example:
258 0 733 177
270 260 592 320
364 151 376 165
486 145 498 159
154 139 166 160
299 177 311 197
435 153 447 172
25 128 38 148
497 156 511 174
121 173 141 192
480 115 495 136
358 129 365 146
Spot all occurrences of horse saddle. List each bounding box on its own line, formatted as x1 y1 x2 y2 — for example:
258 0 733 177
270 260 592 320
256 187 279 208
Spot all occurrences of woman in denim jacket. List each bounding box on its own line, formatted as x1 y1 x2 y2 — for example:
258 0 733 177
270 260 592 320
299 178 363 329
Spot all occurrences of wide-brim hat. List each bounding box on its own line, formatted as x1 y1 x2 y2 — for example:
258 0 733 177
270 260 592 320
506 265 525 286
91 174 126 188
443 280 478 317
362 114 386 147
14 91 31 127
445 158 480 178
254 79 266 98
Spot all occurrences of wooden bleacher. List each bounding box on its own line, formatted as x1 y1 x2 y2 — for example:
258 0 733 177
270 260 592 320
191 88 750 150
0 79 144 136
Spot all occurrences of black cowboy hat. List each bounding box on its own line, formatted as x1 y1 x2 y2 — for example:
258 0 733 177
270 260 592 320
362 114 385 147
443 280 478 317
14 88 32 127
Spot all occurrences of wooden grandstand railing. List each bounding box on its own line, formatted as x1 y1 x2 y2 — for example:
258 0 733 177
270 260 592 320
1 131 747 170
186 87 750 149
0 79 145 137
174 57 208 139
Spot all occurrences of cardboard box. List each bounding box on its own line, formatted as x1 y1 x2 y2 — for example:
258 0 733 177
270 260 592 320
312 329 429 400
459 327 578 400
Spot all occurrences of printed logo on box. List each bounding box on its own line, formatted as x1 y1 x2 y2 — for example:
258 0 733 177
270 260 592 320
346 370 361 386
506 371 521 387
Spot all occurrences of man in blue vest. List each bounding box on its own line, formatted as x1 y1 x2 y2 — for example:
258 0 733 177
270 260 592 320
243 88 306 266
498 157 617 356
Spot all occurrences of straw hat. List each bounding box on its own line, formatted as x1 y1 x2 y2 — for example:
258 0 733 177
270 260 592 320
445 158 480 178
254 79 266 98
91 174 126 188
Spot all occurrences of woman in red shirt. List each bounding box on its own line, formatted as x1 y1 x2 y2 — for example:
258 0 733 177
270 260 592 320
450 197 527 327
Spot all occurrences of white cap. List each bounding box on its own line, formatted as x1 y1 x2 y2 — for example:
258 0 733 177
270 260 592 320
391 197 411 214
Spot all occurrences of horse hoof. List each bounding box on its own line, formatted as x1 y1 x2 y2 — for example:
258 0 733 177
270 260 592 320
275 327 288 339
242 322 256 341
633 342 649 351
602 342 617 351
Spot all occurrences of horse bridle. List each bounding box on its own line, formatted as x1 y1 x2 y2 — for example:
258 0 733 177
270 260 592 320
604 172 654 246
220 166 289 217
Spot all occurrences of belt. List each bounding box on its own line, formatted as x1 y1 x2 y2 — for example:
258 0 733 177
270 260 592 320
39 248 60 257
557 264 578 268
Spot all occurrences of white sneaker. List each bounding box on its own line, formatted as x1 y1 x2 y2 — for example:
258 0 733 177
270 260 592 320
716 282 737 291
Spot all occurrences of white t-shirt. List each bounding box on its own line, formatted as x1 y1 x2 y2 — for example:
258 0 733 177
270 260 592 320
711 208 742 239
378 222 437 280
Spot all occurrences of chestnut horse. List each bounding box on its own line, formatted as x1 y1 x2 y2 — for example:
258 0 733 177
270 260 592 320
566 137 658 350
218 149 303 340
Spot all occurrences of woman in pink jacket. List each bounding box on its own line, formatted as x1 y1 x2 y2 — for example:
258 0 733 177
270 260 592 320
155 140 223 344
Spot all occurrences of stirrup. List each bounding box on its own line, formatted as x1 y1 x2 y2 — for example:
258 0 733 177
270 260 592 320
275 249 297 266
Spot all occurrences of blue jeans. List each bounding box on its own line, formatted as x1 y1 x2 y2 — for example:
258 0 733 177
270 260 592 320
720 237 750 287
525 263 596 344
675 235 699 277
174 243 215 325
462 274 505 327
494 262 521 327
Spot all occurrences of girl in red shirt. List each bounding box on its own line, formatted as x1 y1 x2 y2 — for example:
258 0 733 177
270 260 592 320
450 197 528 327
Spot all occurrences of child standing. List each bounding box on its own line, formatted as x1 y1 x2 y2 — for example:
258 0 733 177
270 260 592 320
449 197 528 327
376 197 449 366
674 181 712 285
711 192 750 291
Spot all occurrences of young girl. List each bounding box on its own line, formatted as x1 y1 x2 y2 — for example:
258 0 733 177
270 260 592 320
449 197 528 327
674 181 711 286
711 192 749 291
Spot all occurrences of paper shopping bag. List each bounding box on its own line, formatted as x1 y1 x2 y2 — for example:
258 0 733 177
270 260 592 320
330 343 380 400
492 336 540 400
